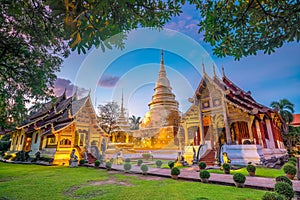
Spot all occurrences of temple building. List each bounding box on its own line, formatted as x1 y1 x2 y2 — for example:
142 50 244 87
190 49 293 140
181 65 286 165
133 50 181 149
8 91 108 165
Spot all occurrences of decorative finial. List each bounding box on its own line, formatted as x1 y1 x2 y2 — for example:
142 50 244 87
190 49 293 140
62 88 67 99
213 64 216 77
121 89 124 112
161 49 164 64
202 63 206 74
222 65 225 77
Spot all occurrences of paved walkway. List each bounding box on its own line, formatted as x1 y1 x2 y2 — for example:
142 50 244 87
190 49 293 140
109 164 300 194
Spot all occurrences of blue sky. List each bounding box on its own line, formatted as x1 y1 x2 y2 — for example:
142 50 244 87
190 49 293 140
55 4 300 117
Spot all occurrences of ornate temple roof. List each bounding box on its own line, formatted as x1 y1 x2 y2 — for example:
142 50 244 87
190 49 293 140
112 92 131 132
16 91 93 135
291 114 300 127
194 65 281 119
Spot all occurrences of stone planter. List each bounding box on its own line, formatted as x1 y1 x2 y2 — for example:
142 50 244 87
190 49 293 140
234 182 245 188
171 175 178 180
286 173 295 180
248 171 255 176
224 169 230 174
201 178 209 183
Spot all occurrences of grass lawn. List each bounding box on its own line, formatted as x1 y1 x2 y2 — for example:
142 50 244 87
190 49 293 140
0 162 266 200
208 166 285 178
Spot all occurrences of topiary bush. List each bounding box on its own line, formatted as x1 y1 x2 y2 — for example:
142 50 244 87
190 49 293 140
171 167 180 176
79 159 85 165
246 164 256 172
137 159 143 166
275 176 293 186
124 158 131 163
222 163 230 174
105 161 112 169
288 157 297 163
168 161 175 169
233 173 246 183
141 164 149 173
156 160 163 168
124 163 132 172
94 160 101 167
262 192 285 200
274 182 295 200
283 164 297 175
198 162 207 170
199 170 210 179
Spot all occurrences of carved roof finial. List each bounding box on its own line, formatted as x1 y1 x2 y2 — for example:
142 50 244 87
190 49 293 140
222 65 225 77
213 64 216 77
202 63 206 74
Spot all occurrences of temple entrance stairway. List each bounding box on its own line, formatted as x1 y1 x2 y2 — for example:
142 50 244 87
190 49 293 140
199 149 215 166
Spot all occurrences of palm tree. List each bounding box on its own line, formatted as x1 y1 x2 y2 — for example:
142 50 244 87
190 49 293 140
129 115 142 130
270 98 294 134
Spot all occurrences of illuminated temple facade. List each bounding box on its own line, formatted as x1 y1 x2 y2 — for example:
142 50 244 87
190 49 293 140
9 92 108 165
181 66 286 165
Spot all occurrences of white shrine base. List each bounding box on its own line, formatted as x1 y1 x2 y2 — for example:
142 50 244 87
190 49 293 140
223 144 287 166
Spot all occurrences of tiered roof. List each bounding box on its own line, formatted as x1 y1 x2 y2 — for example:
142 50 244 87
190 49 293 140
17 91 90 136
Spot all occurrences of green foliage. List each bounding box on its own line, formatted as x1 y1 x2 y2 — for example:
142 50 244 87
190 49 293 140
168 161 175 169
274 182 295 200
198 162 207 170
0 141 11 151
262 192 285 200
155 160 163 168
199 170 210 179
192 1 300 60
137 159 143 166
94 160 101 167
105 161 112 169
48 0 182 54
129 115 142 130
124 158 131 163
0 0 69 130
142 153 152 159
246 164 256 173
283 164 297 175
233 173 246 183
79 159 85 165
123 163 131 171
171 167 180 176
222 163 230 171
97 101 120 135
288 157 298 163
140 164 149 173
275 176 293 186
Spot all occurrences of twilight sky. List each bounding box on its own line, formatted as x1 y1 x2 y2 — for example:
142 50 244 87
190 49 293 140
55 4 300 118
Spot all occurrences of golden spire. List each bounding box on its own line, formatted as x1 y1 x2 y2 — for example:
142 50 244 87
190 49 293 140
222 65 225 77
202 63 206 74
213 64 216 77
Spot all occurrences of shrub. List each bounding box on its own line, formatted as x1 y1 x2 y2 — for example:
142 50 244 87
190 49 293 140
105 162 112 169
287 160 297 166
199 170 210 179
94 160 101 167
288 157 297 163
222 163 230 171
171 167 180 176
124 163 132 171
283 164 297 175
274 182 295 200
142 153 151 159
79 159 85 165
137 159 143 166
109 158 114 163
141 164 149 173
246 164 256 172
262 192 285 200
275 176 293 186
156 160 163 168
124 158 131 163
198 162 207 170
233 173 246 183
168 161 175 169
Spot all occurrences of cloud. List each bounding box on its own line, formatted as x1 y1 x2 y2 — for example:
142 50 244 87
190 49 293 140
53 78 89 98
98 75 120 88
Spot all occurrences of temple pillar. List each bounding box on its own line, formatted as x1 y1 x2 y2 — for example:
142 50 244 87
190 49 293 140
233 123 241 144
222 102 231 144
255 120 263 146
183 122 188 146
198 102 205 145
248 116 255 143
265 119 275 149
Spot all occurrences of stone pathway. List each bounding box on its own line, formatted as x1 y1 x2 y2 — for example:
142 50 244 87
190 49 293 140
108 164 300 193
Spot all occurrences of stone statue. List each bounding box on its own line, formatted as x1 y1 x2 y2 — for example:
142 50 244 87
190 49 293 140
69 149 78 167
192 147 198 165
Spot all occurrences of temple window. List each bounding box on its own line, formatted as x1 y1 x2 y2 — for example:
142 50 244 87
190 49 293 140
60 138 71 146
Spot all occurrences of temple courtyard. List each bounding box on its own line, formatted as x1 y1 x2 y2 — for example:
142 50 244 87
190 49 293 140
0 162 299 200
